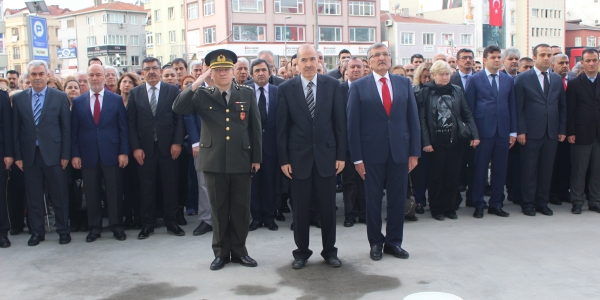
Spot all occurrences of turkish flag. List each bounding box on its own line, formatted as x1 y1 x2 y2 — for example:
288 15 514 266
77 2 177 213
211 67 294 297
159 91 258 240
489 0 503 26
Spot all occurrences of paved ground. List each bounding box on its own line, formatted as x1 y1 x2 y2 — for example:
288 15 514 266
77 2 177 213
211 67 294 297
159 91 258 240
2 193 600 300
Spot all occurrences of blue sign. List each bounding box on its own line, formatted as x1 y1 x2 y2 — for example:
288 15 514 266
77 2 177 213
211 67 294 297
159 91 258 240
30 16 49 62
57 48 77 59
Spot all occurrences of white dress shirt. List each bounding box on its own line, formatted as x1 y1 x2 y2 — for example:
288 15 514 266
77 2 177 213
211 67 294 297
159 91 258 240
89 89 104 115
254 82 270 117
533 66 550 91
458 70 473 89
300 74 318 105
146 82 161 105
372 71 394 103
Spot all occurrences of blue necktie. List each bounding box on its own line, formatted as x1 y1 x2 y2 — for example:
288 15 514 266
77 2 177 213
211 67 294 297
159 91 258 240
33 93 42 125
490 74 498 100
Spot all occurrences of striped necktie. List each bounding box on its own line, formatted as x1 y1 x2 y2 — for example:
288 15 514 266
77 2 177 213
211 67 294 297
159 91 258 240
306 81 315 118
150 87 157 116
33 93 42 125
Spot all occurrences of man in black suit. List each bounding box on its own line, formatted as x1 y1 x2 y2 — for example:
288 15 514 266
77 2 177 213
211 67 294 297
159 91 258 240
340 57 366 227
326 49 351 79
13 60 71 246
245 50 286 87
0 87 13 248
127 57 186 238
277 45 346 269
515 44 567 216
567 48 600 214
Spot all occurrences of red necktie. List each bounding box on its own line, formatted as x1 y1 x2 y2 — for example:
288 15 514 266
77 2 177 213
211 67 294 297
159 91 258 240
380 78 392 116
93 93 101 125
563 77 567 91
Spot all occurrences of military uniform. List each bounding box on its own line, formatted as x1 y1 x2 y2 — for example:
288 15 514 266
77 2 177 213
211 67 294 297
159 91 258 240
172 50 262 261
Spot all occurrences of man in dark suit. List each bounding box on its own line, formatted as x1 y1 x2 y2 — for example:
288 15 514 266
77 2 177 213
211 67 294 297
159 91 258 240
0 87 13 248
566 48 600 214
326 49 351 79
127 57 185 238
13 60 71 246
348 43 420 261
340 57 366 227
71 64 129 242
277 45 346 269
465 45 517 218
244 50 286 87
248 59 279 231
173 49 262 271
515 43 567 216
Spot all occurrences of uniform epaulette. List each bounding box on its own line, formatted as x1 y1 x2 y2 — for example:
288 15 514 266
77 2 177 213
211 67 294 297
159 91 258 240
236 84 253 90
199 85 215 92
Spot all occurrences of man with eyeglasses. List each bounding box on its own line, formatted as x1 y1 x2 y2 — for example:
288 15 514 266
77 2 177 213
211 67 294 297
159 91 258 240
327 49 351 79
127 57 186 239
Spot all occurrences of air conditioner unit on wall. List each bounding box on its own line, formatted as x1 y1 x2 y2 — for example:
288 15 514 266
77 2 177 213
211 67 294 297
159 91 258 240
385 19 393 27
119 23 124 28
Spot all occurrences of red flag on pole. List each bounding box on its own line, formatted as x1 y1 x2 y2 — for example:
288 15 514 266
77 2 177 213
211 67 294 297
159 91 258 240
489 0 503 26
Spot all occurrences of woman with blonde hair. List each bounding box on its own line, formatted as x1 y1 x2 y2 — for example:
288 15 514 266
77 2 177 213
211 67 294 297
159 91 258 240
47 77 63 91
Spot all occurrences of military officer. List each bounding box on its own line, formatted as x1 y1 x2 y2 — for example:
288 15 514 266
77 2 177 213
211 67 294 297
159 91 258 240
172 49 262 271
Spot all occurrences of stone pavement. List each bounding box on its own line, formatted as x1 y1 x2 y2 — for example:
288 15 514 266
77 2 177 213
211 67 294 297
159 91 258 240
2 194 599 300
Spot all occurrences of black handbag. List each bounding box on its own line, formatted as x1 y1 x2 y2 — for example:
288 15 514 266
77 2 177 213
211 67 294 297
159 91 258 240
440 96 472 140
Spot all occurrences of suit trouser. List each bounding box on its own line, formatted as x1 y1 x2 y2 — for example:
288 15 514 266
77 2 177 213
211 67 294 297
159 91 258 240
342 153 366 219
570 137 600 208
506 145 523 201
364 151 407 247
23 147 70 236
193 157 211 225
82 156 124 234
473 133 509 209
138 143 179 228
250 155 277 223
185 156 199 211
426 140 464 216
291 163 337 260
177 152 189 207
551 140 571 199
67 167 87 228
7 165 26 231
123 153 140 219
520 135 558 209
204 171 251 258
0 168 9 236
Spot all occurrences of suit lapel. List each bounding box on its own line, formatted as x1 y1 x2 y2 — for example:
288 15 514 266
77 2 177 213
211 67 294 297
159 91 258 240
366 73 387 116
85 93 96 124
228 84 241 108
97 92 110 125
580 73 597 99
531 70 546 100
389 74 402 115
38 87 52 125
267 85 276 123
138 84 153 115
293 76 313 120
313 75 326 120
22 89 35 125
155 82 169 115
595 73 600 100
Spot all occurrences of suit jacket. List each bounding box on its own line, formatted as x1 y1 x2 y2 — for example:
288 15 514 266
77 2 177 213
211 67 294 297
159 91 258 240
71 90 129 168
172 82 262 173
347 73 420 165
341 80 350 107
127 82 184 158
450 71 475 91
276 74 347 179
514 69 566 139
465 70 517 139
245 75 285 87
566 72 600 145
0 89 13 159
183 113 201 154
13 87 70 167
250 83 278 157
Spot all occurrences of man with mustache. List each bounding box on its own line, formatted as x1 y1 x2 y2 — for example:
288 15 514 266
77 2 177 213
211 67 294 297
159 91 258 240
6 70 19 91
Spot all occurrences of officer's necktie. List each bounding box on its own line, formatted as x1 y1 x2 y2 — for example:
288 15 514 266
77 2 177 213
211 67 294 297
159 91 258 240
542 71 550 98
33 93 41 125
306 82 315 118
258 87 267 126
490 74 498 100
222 91 228 106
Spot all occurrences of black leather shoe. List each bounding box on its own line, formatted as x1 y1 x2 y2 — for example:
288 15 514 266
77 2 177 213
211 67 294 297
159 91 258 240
310 220 322 228
282 201 291 214
265 221 278 231
275 210 286 221
357 218 366 223
176 208 187 226
444 213 458 220
536 206 554 216
433 214 445 221
589 206 600 213
138 228 154 239
488 207 510 217
9 228 23 236
249 220 262 231
325 256 342 267
0 236 10 248
572 204 582 214
210 257 230 270
383 245 409 259
28 234 45 246
343 217 355 227
113 231 127 241
193 222 213 236
549 197 562 206
292 258 307 269
231 255 258 267
473 208 484 218
70 225 80 233
415 204 424 214
123 216 134 229
370 245 383 261
522 207 536 216
59 234 71 245
86 232 101 243
167 225 185 236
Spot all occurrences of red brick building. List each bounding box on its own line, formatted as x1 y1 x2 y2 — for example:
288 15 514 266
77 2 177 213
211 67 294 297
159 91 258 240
565 20 600 68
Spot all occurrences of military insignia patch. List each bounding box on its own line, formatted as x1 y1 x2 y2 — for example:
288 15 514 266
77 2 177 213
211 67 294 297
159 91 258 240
240 112 246 120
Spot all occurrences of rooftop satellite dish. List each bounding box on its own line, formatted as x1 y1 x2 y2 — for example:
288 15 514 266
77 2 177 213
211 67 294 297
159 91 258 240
395 3 401 9
25 1 50 14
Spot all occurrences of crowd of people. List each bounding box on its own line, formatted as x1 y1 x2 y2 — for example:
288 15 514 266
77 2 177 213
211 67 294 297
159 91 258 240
0 42 598 271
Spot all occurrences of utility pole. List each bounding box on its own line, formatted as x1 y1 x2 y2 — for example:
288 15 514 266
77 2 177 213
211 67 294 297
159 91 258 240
314 0 319 49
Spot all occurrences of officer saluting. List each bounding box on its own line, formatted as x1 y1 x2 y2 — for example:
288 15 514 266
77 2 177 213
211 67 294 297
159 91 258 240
173 49 262 270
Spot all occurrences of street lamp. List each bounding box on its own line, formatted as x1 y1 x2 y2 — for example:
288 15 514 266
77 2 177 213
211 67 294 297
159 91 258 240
284 16 291 62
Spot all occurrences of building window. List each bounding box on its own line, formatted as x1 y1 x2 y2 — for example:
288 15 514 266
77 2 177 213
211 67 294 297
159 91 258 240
188 3 199 19
86 16 95 25
146 32 153 48
401 58 411 65
67 19 75 28
204 0 215 15
204 28 216 44
587 36 597 47
349 1 374 16
532 8 538 17
156 33 162 45
11 28 19 37
511 34 516 47
319 27 341 42
131 35 139 46
575 36 582 47
103 13 126 24
169 31 176 43
131 56 140 66
349 27 374 42
275 0 303 14
233 25 265 41
157 56 163 64
154 10 161 22
511 11 516 24
232 0 264 13
13 47 20 59
400 32 414 45
104 35 126 45
460 34 472 46
318 0 341 15
87 36 96 47
129 15 137 24
422 33 434 45
441 33 454 46
181 4 185 17
275 26 305 41
168 7 174 19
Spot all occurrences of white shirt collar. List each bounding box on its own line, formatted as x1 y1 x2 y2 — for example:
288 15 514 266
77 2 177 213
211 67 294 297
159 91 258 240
484 68 498 77
254 82 269 93
458 69 473 77
533 66 549 76
372 71 390 82
146 81 161 93
89 89 105 98
300 74 318 89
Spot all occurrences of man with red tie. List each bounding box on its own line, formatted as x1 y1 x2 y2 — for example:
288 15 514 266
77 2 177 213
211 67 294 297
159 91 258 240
347 43 421 261
71 64 129 242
